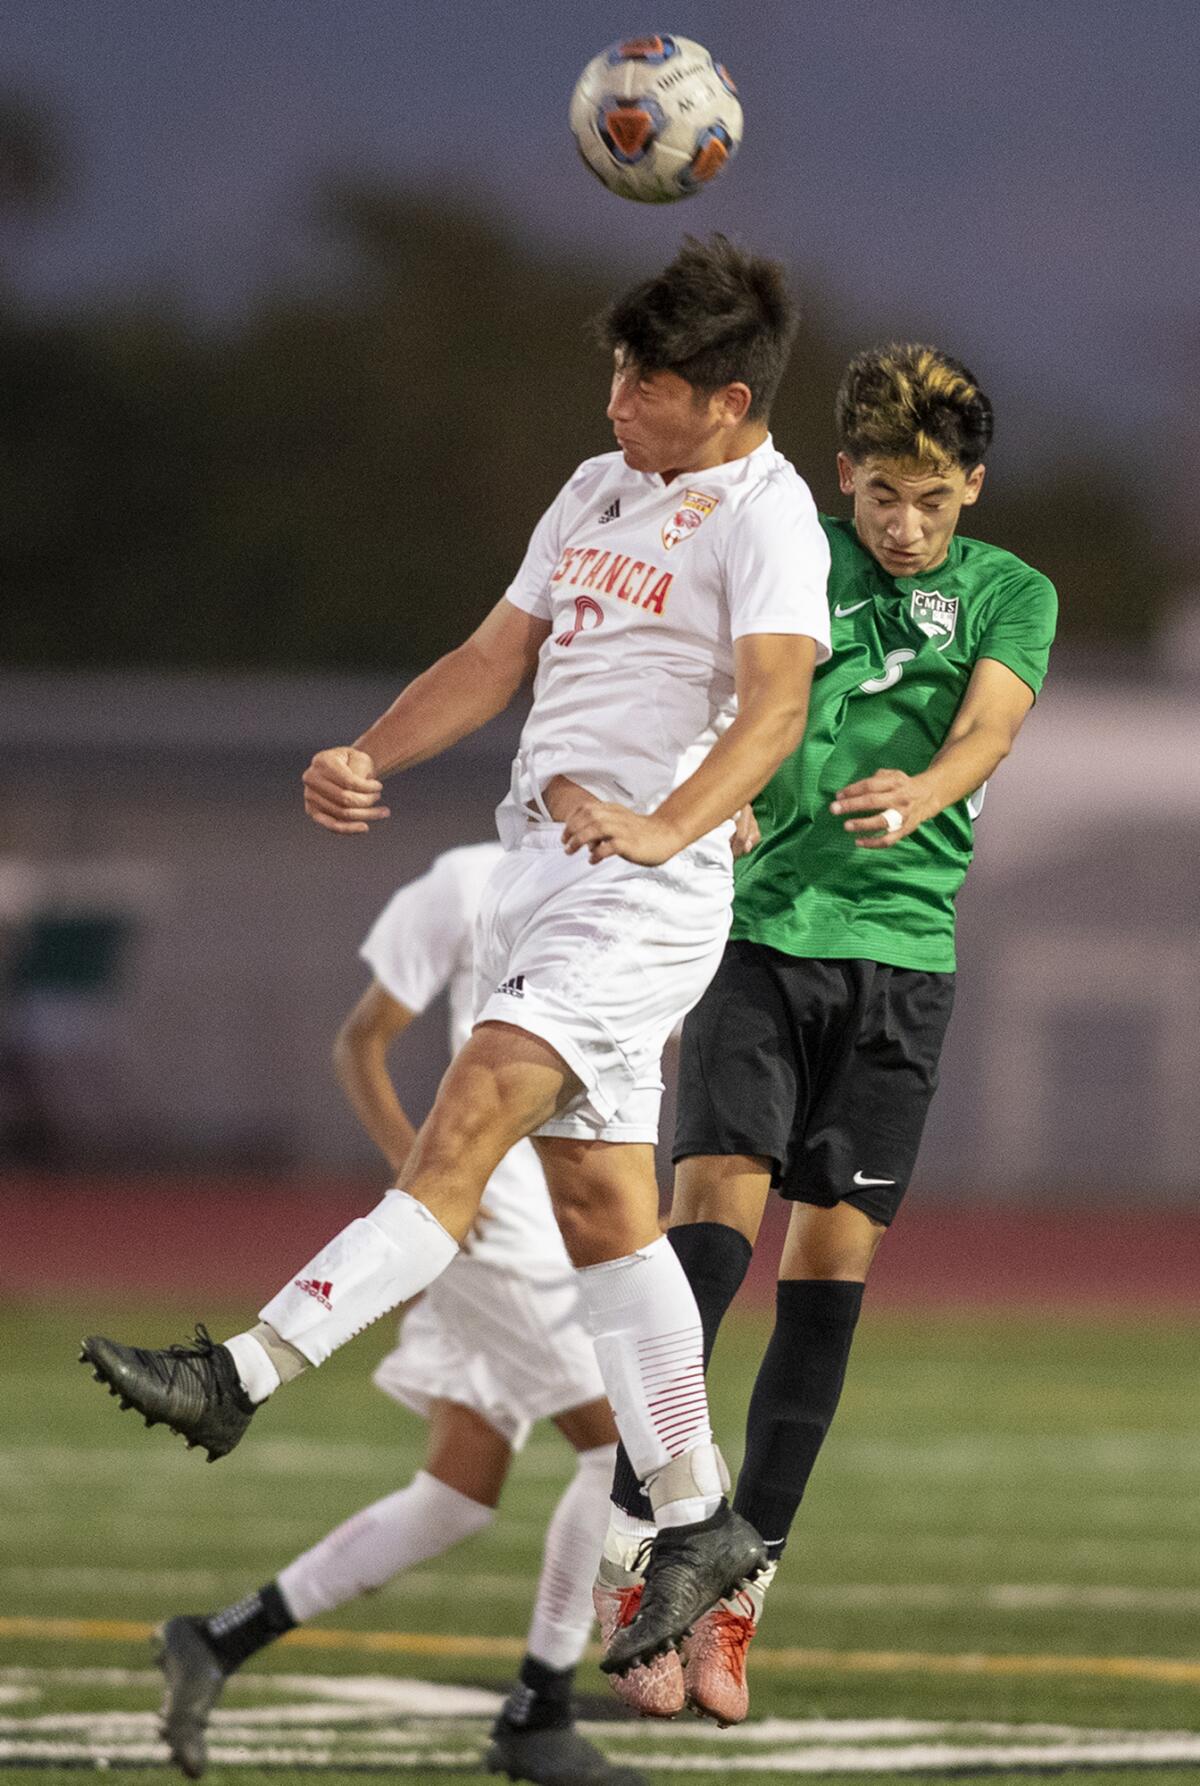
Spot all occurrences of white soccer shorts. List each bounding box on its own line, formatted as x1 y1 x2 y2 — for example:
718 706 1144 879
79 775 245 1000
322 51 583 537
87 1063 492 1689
472 823 732 1142
372 1254 605 1450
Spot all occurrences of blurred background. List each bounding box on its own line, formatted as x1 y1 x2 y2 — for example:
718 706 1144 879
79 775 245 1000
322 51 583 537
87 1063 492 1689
1 7 1198 1777
2 0 1197 1211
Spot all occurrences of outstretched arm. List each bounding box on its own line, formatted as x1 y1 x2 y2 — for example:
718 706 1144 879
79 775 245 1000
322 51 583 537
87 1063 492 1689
303 599 550 835
562 632 818 865
831 656 1035 848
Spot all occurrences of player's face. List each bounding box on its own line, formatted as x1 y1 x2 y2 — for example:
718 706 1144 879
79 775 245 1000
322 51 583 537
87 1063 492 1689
838 453 985 577
606 355 746 479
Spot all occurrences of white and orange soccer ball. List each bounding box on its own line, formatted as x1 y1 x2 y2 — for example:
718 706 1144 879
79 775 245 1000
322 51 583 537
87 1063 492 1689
569 34 743 204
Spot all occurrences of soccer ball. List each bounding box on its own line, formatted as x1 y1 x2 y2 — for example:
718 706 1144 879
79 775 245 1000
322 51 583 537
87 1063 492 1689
569 34 742 204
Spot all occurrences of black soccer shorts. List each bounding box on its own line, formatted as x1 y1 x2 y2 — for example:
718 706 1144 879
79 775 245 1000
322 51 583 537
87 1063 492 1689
673 940 955 1226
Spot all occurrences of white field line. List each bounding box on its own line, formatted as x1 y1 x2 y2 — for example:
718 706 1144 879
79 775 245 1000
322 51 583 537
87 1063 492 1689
8 1565 1200 1615
6 1672 1200 1775
0 1678 1171 1744
0 1709 1161 1745
633 1737 1200 1772
0 1666 500 1713
5 1732 1200 1775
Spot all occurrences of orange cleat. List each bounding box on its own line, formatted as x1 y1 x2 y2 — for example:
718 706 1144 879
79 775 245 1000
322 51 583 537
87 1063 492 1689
592 1530 685 1718
682 1560 775 1726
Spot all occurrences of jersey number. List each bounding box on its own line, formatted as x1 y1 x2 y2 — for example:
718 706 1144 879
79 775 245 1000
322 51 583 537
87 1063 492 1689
556 595 605 647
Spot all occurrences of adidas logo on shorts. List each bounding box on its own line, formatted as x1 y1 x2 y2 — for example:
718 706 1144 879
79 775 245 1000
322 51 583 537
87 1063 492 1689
497 974 526 999
598 498 620 524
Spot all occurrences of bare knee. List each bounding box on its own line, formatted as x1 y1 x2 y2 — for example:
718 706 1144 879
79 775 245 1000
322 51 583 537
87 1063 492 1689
780 1199 887 1281
672 1153 772 1243
425 1400 512 1508
534 1136 661 1265
402 1026 576 1228
546 1187 597 1267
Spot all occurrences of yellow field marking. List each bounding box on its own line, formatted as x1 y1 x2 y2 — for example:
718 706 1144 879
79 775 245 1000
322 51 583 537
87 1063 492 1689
751 1646 1200 1685
3 1615 1199 1685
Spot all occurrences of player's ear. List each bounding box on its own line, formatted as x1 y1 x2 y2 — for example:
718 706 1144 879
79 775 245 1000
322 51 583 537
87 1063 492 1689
836 451 857 495
961 463 986 506
720 381 753 427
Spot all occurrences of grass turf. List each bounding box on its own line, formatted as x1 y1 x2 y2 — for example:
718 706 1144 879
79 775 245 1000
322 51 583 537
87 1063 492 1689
1 1297 1198 1783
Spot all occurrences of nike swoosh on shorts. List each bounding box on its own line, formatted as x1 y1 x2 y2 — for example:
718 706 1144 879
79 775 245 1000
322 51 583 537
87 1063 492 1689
852 1171 895 1186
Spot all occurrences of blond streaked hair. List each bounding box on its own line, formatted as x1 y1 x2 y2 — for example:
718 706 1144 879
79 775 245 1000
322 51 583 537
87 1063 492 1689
836 343 993 472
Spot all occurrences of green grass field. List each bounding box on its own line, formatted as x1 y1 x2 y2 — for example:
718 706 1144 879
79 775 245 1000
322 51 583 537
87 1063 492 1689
2 1298 1199 1783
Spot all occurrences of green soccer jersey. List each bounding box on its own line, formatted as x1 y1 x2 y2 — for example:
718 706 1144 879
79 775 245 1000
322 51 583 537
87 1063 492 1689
731 516 1058 972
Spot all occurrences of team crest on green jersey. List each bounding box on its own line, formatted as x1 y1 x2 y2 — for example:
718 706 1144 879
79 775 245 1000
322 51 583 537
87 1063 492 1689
910 589 958 649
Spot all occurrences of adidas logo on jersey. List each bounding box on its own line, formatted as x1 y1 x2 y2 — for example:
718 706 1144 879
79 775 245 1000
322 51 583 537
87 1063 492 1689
295 1277 333 1310
598 498 620 524
497 974 526 999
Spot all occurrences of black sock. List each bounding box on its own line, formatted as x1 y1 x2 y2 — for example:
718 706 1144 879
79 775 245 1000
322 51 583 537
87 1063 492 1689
200 1581 296 1671
498 1655 575 1733
733 1279 864 1556
610 1221 754 1520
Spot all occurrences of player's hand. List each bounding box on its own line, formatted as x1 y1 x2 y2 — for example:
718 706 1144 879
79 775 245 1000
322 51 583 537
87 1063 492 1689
303 747 391 834
830 768 934 848
560 798 682 865
731 805 761 859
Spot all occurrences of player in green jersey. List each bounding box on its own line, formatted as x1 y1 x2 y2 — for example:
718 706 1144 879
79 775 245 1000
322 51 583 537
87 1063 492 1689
595 344 1057 1724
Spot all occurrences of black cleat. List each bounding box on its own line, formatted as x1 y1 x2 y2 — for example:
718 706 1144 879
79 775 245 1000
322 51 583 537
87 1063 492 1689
599 1501 766 1677
152 1615 229 1780
486 1718 648 1786
79 1324 255 1461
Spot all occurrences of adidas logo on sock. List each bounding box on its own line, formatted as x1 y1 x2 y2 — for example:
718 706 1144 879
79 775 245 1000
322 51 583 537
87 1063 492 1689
598 498 620 524
295 1277 333 1310
496 974 526 999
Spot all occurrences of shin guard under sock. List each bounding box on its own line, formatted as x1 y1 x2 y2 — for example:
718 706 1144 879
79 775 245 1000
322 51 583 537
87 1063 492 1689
576 1235 720 1523
610 1221 752 1521
733 1278 864 1555
257 1190 459 1365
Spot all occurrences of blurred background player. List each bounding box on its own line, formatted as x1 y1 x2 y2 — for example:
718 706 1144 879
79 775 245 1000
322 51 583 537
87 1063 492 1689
83 234 832 1673
598 343 1058 1723
154 843 645 1786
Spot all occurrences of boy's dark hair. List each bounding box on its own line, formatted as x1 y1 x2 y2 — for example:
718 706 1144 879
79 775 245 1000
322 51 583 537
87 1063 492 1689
599 234 796 419
836 343 994 471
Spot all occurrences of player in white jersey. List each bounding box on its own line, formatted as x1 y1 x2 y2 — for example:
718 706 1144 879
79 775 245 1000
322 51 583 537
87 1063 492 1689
152 846 645 1786
83 236 832 1676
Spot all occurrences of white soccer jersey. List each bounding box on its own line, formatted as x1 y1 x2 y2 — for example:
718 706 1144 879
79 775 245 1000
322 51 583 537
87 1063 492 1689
359 844 570 1279
500 439 831 833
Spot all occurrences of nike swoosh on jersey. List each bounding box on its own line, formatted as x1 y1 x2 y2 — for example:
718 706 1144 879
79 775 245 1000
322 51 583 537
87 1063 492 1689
834 599 871 617
852 1171 896 1186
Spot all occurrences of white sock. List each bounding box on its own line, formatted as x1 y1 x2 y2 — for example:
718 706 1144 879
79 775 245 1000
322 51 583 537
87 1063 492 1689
575 1237 720 1528
598 1496 657 1580
276 1470 492 1623
222 1333 280 1405
257 1190 459 1366
526 1442 615 1671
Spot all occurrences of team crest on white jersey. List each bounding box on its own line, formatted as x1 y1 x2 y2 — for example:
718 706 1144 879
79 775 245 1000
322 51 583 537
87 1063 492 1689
662 488 720 551
910 589 958 650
